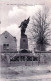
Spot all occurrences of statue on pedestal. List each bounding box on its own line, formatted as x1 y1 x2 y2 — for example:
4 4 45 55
19 17 30 50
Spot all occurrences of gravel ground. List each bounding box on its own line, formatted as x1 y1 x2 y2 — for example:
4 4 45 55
0 64 51 81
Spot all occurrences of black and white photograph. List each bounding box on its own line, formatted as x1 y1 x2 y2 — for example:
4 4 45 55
0 0 51 81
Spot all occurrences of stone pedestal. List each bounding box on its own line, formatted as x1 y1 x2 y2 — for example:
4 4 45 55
20 36 28 49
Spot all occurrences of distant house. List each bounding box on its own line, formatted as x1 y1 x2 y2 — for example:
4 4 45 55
0 31 17 53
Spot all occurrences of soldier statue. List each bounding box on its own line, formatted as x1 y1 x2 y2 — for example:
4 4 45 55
19 17 30 37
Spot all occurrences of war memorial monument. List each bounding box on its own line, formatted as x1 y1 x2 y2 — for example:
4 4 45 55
19 17 30 52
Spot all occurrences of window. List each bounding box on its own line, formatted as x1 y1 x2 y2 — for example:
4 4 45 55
3 44 9 50
5 36 7 38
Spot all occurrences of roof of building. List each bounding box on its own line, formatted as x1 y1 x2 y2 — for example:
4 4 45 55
0 31 17 41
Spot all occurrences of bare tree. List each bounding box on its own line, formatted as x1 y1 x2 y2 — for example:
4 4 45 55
29 7 51 51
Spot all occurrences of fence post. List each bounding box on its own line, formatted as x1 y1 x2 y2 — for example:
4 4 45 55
25 56 27 66
32 56 33 66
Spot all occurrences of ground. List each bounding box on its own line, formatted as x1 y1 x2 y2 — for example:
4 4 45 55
0 63 51 81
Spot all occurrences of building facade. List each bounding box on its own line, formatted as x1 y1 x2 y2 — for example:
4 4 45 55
0 31 17 53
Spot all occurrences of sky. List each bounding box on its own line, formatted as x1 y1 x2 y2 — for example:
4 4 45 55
0 2 51 51
0 5 43 34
